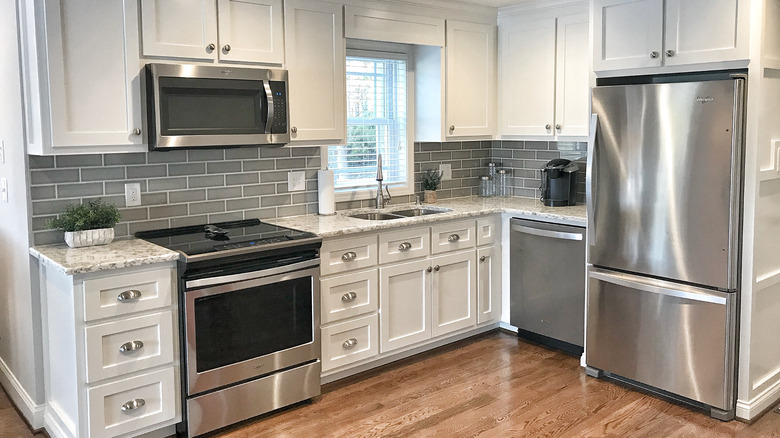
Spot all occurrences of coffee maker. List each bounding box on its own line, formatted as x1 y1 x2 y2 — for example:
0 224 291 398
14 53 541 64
540 159 578 206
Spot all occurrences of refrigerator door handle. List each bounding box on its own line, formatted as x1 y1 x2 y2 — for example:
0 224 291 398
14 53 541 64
589 269 727 305
586 113 598 245
511 224 583 241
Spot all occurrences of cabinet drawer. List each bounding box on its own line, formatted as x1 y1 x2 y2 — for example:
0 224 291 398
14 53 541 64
321 269 378 324
430 220 475 254
321 235 377 276
84 311 175 383
378 227 430 264
477 216 497 246
321 314 378 372
83 268 173 322
87 367 178 438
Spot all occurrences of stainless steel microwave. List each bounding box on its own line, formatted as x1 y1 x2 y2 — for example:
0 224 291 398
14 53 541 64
142 63 289 150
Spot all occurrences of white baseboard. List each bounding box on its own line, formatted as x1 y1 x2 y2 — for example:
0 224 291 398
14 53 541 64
44 407 73 438
0 355 44 429
736 377 780 420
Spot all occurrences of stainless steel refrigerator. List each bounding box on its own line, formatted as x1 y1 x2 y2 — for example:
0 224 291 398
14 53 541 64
586 76 745 420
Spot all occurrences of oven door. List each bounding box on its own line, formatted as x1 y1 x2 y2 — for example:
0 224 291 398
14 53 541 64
183 259 319 395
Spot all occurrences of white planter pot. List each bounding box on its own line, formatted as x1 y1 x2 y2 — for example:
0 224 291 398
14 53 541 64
64 228 115 248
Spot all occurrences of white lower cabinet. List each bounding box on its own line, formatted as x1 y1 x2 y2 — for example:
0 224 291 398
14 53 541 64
321 314 379 372
477 245 501 324
431 250 476 338
379 258 433 353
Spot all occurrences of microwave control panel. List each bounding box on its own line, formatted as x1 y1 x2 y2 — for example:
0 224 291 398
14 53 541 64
268 81 288 134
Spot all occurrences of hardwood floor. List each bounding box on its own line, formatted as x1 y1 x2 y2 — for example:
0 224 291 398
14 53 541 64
3 331 780 437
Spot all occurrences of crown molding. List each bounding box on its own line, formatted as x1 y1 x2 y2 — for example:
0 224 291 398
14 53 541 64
340 0 498 24
498 0 587 18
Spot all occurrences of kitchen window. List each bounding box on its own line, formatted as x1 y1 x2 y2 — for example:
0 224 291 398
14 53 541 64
327 45 413 200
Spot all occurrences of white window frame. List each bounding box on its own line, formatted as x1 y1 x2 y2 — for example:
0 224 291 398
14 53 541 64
324 40 415 203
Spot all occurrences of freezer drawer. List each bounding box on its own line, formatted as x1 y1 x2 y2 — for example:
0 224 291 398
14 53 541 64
586 267 737 411
510 219 586 349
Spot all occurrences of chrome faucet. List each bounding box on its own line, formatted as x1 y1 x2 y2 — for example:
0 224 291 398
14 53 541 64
375 153 391 209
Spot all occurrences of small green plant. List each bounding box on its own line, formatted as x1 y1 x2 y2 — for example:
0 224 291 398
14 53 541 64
48 200 121 232
421 168 443 191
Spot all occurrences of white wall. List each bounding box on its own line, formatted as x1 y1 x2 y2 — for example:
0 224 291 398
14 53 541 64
0 0 44 427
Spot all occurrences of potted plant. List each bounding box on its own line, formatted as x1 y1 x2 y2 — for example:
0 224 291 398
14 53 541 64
421 168 443 203
48 200 122 248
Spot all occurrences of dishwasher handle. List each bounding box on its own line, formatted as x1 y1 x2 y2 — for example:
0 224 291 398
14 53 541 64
511 224 583 241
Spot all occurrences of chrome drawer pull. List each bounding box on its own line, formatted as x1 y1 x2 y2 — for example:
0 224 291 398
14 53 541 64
342 338 358 349
447 234 460 242
398 242 412 251
341 291 357 302
117 290 142 302
121 398 145 412
119 340 144 353
341 251 357 261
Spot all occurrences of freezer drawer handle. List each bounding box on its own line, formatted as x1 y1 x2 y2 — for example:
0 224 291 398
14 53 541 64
511 225 583 241
590 270 727 305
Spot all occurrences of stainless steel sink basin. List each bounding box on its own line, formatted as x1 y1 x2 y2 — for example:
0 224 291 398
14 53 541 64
391 208 452 217
348 212 405 220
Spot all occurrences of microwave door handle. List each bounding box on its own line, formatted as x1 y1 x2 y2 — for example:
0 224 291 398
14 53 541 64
263 81 274 134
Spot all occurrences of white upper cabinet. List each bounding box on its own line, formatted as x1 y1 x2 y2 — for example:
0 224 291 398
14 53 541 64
593 0 748 73
22 0 144 155
499 8 589 140
445 20 497 139
284 0 346 144
141 0 284 65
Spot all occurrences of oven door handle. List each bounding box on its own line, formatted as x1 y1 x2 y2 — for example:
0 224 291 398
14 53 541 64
185 258 320 289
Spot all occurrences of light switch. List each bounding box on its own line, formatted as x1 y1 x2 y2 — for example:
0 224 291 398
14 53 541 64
288 171 306 192
1 178 7 202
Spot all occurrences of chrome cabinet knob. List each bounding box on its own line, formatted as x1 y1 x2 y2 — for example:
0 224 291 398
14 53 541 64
291 126 298 134
132 128 141 136
434 265 440 271
223 44 231 53
398 242 412 251
341 291 357 302
117 290 141 302
650 51 659 59
480 255 487 262
555 124 561 130
426 266 432 273
449 125 455 132
666 49 675 57
545 124 551 130
206 43 216 51
448 234 460 242
342 338 358 349
341 251 357 261
119 340 144 353
121 399 145 412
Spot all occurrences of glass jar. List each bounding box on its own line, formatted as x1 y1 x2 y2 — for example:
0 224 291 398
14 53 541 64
487 162 498 179
497 169 509 197
479 176 493 197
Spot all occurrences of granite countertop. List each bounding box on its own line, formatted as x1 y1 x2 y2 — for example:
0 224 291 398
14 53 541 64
30 238 180 275
266 196 587 238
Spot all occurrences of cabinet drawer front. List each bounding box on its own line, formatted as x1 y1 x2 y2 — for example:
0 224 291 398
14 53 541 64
321 269 378 324
378 227 430 264
84 311 175 383
321 235 377 276
87 367 178 438
476 216 497 246
321 314 378 372
83 268 173 321
430 220 475 254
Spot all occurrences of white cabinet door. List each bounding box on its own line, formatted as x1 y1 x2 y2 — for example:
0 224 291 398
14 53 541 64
431 250 476 338
664 0 747 66
555 14 590 138
445 20 496 138
592 0 664 71
217 0 285 64
39 0 143 152
498 18 555 138
140 0 217 61
284 0 346 144
477 246 500 324
380 259 431 353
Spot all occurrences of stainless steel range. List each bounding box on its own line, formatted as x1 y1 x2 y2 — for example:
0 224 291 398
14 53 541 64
136 219 322 437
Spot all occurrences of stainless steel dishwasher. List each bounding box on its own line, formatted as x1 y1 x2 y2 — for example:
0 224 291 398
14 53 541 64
509 218 586 355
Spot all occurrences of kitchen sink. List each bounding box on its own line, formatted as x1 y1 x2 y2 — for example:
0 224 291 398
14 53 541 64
391 208 452 217
348 212 405 220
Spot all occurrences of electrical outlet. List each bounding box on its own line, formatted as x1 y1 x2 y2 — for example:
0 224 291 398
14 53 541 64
439 163 452 180
0 140 5 164
124 183 141 207
288 171 306 192
1 178 7 202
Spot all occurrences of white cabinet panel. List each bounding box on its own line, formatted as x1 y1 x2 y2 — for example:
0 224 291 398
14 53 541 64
321 235 377 276
321 314 379 372
476 216 497 246
380 259 431 353
664 0 747 66
431 250 476 337
344 6 444 46
593 0 664 71
430 220 475 255
285 0 346 143
83 268 173 322
555 14 590 138
140 0 217 61
217 0 284 64
378 227 430 264
445 20 496 138
320 269 378 324
477 246 501 324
